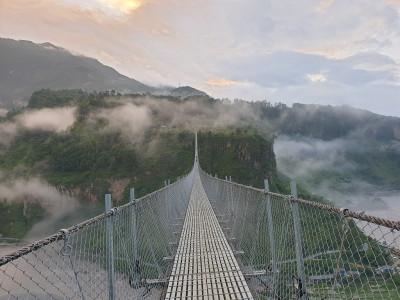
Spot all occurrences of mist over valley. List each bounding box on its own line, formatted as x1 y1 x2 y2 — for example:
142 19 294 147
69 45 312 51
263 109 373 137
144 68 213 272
1 39 400 245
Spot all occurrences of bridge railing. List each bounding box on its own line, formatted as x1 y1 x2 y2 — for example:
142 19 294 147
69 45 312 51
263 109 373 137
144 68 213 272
0 169 194 300
199 169 400 300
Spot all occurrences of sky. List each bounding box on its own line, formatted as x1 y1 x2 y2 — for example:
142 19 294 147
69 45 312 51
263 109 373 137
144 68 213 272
1 0 400 116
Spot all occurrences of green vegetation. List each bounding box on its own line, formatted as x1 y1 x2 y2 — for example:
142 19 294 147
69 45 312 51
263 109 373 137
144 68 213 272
0 89 281 238
198 128 276 188
28 89 87 109
0 88 398 298
2 88 400 244
1 90 281 194
0 129 196 199
0 201 46 239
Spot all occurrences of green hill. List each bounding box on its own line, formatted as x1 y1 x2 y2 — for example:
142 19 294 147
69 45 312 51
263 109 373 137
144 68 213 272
2 89 400 239
170 86 208 99
0 90 278 239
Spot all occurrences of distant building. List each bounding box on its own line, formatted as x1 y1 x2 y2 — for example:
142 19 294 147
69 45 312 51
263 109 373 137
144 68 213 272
308 274 335 284
334 268 346 275
376 265 394 274
345 271 361 277
160 125 169 130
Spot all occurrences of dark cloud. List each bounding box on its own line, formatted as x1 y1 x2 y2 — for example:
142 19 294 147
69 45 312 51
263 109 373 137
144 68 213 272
216 51 398 87
343 52 396 66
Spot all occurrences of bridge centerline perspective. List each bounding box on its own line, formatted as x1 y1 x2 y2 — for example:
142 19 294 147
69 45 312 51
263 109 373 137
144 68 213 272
166 164 253 299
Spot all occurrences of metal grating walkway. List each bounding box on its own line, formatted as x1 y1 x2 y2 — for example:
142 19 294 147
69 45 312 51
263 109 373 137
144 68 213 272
165 166 253 300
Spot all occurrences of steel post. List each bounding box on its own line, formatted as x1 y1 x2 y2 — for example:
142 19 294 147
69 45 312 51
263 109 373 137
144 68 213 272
265 179 277 295
105 194 115 300
290 182 307 299
130 188 140 287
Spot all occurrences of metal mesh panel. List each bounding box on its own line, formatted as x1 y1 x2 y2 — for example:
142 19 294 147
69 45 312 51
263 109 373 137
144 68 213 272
0 169 194 300
2 163 400 300
199 169 400 300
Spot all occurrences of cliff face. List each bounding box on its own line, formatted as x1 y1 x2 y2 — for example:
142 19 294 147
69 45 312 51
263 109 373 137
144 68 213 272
197 129 276 188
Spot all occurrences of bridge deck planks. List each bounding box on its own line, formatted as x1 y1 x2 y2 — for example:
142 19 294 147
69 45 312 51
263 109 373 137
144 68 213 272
165 168 253 300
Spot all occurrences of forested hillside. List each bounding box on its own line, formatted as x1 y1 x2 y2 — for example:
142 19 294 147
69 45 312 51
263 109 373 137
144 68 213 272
0 90 278 239
2 88 400 239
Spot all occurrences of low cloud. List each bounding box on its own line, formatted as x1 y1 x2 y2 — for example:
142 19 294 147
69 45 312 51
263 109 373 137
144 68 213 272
91 96 262 134
167 99 259 130
383 140 400 154
147 96 262 130
97 102 151 129
0 177 79 240
0 178 76 215
274 135 358 178
0 107 77 152
274 135 391 212
17 107 76 132
0 108 8 117
90 102 152 143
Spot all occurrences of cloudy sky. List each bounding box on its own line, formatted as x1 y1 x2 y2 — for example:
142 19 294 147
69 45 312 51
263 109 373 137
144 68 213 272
1 0 400 116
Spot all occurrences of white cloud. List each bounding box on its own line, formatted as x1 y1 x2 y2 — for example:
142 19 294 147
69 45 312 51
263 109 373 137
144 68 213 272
96 102 151 131
18 107 76 132
65 0 144 16
0 177 77 214
206 78 238 87
2 0 400 116
0 176 80 240
0 108 8 117
307 73 327 82
315 0 335 12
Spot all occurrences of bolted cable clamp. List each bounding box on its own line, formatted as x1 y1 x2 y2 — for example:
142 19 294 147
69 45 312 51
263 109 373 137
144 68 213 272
339 208 350 232
110 207 118 215
59 229 72 256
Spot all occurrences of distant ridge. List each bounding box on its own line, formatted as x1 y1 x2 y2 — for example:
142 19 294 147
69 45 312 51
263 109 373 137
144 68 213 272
170 86 208 98
0 38 154 109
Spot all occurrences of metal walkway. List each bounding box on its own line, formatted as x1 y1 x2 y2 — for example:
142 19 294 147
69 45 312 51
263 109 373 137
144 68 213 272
165 166 253 300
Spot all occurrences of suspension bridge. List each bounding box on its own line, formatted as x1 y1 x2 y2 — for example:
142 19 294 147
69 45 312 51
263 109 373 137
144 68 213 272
1 133 400 299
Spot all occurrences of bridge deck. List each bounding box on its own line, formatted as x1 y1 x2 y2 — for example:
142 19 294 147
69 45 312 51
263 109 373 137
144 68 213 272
166 168 253 300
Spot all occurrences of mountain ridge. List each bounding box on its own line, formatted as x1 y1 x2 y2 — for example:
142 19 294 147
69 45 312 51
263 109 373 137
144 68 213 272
0 38 154 109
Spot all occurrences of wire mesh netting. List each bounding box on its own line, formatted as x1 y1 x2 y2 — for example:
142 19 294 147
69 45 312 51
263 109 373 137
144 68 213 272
199 169 400 300
1 163 400 300
0 169 194 300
